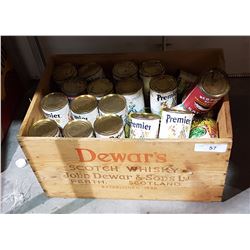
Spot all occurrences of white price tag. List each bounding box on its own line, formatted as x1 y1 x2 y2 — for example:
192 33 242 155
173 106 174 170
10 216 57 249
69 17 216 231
194 144 227 153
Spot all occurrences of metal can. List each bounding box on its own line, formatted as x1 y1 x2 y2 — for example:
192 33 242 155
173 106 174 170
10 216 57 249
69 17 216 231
28 119 61 137
189 118 218 138
112 61 138 81
78 62 105 83
61 77 87 101
129 113 160 139
99 94 127 124
63 120 93 138
41 92 70 128
87 78 113 100
150 75 177 115
139 59 165 102
52 63 77 85
70 95 99 125
115 78 145 114
94 114 125 138
182 68 230 114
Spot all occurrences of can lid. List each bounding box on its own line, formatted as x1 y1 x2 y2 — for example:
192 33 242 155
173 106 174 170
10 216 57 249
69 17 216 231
78 62 102 78
162 105 193 115
87 78 113 97
63 120 93 137
70 94 97 114
116 78 143 95
112 61 138 78
139 59 165 77
28 119 59 137
150 75 177 93
99 94 126 113
41 92 68 111
130 112 160 120
94 114 123 135
199 69 230 98
53 63 77 82
61 77 87 96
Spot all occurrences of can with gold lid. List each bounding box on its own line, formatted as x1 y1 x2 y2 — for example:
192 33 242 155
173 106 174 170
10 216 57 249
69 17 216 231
52 63 77 85
94 114 124 138
139 59 165 101
28 119 61 137
63 120 93 138
87 78 113 100
99 94 127 124
150 75 177 115
78 62 105 83
61 77 87 101
70 95 99 125
41 92 70 128
112 61 138 82
115 78 145 114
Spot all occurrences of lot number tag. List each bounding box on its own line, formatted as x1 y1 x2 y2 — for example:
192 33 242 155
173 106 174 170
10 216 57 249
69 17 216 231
194 144 227 153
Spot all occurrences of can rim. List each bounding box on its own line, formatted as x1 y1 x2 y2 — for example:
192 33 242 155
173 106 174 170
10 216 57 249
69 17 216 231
130 112 160 120
41 92 68 111
63 120 93 137
99 94 126 113
115 78 143 95
139 59 165 77
112 61 138 78
87 78 113 97
150 75 177 93
70 94 98 114
78 62 102 78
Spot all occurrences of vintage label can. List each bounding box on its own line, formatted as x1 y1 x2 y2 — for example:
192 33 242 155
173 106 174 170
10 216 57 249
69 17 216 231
94 114 125 138
150 75 177 115
182 68 230 114
129 113 160 139
52 63 77 86
28 119 61 137
78 62 105 83
70 95 99 125
41 92 70 128
112 61 138 82
115 78 145 114
63 120 93 138
87 78 113 100
159 108 194 139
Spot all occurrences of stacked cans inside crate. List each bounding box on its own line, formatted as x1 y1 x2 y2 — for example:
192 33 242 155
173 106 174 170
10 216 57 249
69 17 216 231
28 60 230 139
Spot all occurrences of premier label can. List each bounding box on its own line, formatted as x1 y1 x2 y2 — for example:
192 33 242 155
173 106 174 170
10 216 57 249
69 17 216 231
87 78 113 100
129 113 160 139
159 108 194 139
94 114 125 138
115 78 145 114
182 68 230 114
63 120 93 138
112 61 138 81
78 62 105 83
52 63 77 86
41 92 70 128
70 95 99 125
150 75 177 115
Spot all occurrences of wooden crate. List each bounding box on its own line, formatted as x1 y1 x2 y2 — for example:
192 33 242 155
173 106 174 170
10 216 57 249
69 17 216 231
17 49 233 202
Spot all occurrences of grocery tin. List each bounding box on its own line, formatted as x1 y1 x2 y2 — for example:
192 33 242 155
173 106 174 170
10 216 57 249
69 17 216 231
98 94 127 124
94 114 125 138
78 62 105 83
52 63 77 85
159 108 194 139
150 75 177 115
70 95 99 125
112 61 138 81
182 68 230 114
28 119 61 137
87 78 113 100
41 92 70 128
129 113 160 139
115 78 145 114
63 120 93 138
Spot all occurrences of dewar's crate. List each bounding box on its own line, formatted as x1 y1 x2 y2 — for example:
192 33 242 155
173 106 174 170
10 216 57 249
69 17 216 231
17 49 233 202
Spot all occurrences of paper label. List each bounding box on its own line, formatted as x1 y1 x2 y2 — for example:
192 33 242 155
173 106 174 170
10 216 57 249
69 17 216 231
194 143 227 153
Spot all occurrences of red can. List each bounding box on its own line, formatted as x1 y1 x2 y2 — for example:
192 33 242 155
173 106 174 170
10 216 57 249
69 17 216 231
182 69 230 114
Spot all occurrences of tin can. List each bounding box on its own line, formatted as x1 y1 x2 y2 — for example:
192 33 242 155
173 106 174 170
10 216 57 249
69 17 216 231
78 62 105 83
28 119 61 137
189 118 218 138
99 94 127 124
129 113 160 139
61 77 87 101
87 78 113 100
94 114 125 138
182 68 230 114
112 61 138 82
70 95 99 125
63 120 93 138
52 63 77 85
41 92 70 128
115 78 145 114
150 75 177 115
159 108 194 139
139 59 165 102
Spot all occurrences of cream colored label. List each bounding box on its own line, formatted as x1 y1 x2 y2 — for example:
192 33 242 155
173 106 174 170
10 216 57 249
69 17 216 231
95 127 125 138
71 107 99 125
124 89 145 114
